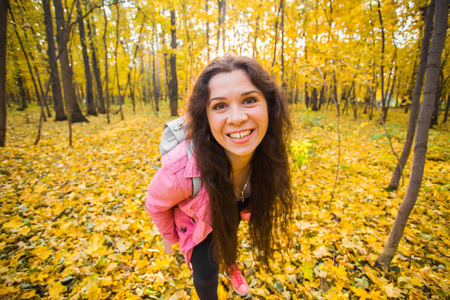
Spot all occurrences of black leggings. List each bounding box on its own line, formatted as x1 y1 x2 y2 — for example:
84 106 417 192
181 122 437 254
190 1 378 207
190 198 250 300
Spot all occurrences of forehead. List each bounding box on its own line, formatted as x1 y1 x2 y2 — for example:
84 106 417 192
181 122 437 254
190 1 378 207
208 70 259 98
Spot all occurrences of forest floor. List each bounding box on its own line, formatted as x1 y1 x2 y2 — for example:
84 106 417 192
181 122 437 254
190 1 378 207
0 104 449 299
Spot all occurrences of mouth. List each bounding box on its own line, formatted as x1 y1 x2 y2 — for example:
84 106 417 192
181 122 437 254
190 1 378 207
228 130 253 140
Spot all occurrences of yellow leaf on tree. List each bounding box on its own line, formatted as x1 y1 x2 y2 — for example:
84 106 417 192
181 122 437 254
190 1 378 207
49 281 66 299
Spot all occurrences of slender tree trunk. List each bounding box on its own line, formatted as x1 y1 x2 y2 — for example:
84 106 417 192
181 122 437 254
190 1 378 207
169 10 178 117
43 0 66 121
252 1 261 58
53 0 88 124
86 19 105 114
114 4 123 120
205 1 210 61
376 0 448 270
377 0 387 122
216 0 225 51
0 0 9 147
280 0 285 89
388 0 435 191
311 87 318 111
77 0 96 116
102 1 110 123
152 49 160 112
9 9 46 122
17 71 27 110
443 93 450 123
271 0 284 72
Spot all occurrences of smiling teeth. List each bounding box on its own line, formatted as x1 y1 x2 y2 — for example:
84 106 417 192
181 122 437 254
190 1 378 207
229 130 251 140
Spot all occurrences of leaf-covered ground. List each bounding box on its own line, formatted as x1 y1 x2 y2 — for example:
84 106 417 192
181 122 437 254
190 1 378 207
1 105 449 299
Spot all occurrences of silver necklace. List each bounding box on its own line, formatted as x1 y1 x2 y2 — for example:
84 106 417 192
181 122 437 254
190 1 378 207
236 171 251 202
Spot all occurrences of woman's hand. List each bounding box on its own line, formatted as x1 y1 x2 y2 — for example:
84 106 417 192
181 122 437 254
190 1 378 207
162 238 172 254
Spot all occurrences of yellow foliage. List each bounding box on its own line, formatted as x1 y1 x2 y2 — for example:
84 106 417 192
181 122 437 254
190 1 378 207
0 106 449 299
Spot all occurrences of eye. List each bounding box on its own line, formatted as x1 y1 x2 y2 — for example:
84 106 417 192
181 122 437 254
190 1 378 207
243 97 257 105
212 102 227 110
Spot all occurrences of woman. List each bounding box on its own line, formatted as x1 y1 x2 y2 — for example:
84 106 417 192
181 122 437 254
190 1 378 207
146 55 293 299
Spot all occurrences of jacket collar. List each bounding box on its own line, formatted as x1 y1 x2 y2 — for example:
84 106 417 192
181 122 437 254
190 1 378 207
184 149 200 178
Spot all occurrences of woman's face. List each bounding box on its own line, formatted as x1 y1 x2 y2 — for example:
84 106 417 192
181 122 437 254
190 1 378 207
206 69 269 163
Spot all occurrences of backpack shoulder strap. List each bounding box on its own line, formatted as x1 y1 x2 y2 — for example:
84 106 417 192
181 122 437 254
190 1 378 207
187 141 201 198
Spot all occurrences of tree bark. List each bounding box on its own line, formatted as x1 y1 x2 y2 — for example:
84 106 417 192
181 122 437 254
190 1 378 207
443 93 450 123
0 0 9 147
169 10 178 117
252 1 261 58
205 1 210 61
102 1 110 123
43 0 66 121
271 0 284 72
53 0 88 123
77 0 96 116
388 0 435 191
86 19 106 114
377 0 387 122
375 0 448 270
114 4 123 120
216 0 226 52
152 49 160 112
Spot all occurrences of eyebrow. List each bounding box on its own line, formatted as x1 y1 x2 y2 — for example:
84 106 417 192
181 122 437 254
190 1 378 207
209 90 262 102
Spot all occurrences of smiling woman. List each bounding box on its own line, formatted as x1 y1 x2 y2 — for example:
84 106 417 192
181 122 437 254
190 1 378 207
206 69 269 166
146 55 293 300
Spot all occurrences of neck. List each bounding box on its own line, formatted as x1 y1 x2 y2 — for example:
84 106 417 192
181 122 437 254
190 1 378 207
229 156 252 200
227 152 252 175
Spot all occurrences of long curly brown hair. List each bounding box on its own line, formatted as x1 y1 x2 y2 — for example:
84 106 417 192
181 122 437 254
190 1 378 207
186 55 293 270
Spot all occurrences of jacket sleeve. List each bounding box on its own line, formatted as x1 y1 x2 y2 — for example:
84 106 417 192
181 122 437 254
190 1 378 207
145 164 191 244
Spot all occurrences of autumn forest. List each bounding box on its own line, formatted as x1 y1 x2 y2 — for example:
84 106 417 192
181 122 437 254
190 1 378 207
0 0 449 299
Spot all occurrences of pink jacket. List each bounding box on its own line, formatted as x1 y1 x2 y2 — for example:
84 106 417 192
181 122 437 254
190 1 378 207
145 141 212 267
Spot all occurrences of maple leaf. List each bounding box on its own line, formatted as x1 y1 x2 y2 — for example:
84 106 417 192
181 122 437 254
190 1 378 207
313 246 331 259
384 283 402 298
32 245 53 261
49 281 67 299
86 284 101 300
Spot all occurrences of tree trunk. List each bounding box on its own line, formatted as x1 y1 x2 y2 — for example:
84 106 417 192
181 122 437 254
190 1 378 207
102 2 110 123
443 93 450 123
17 70 27 110
377 0 387 122
252 1 261 58
43 0 66 121
114 4 123 120
388 0 435 191
86 19 105 114
430 69 442 127
216 0 226 52
375 0 448 270
77 0 96 116
271 0 284 72
205 1 210 61
311 87 318 111
152 50 160 112
53 0 88 123
280 0 285 88
0 0 9 147
169 10 178 117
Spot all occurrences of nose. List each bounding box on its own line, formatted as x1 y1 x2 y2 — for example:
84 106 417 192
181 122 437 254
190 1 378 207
227 104 248 125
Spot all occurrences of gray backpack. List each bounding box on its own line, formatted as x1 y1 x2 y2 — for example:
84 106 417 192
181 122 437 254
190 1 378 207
149 115 201 198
